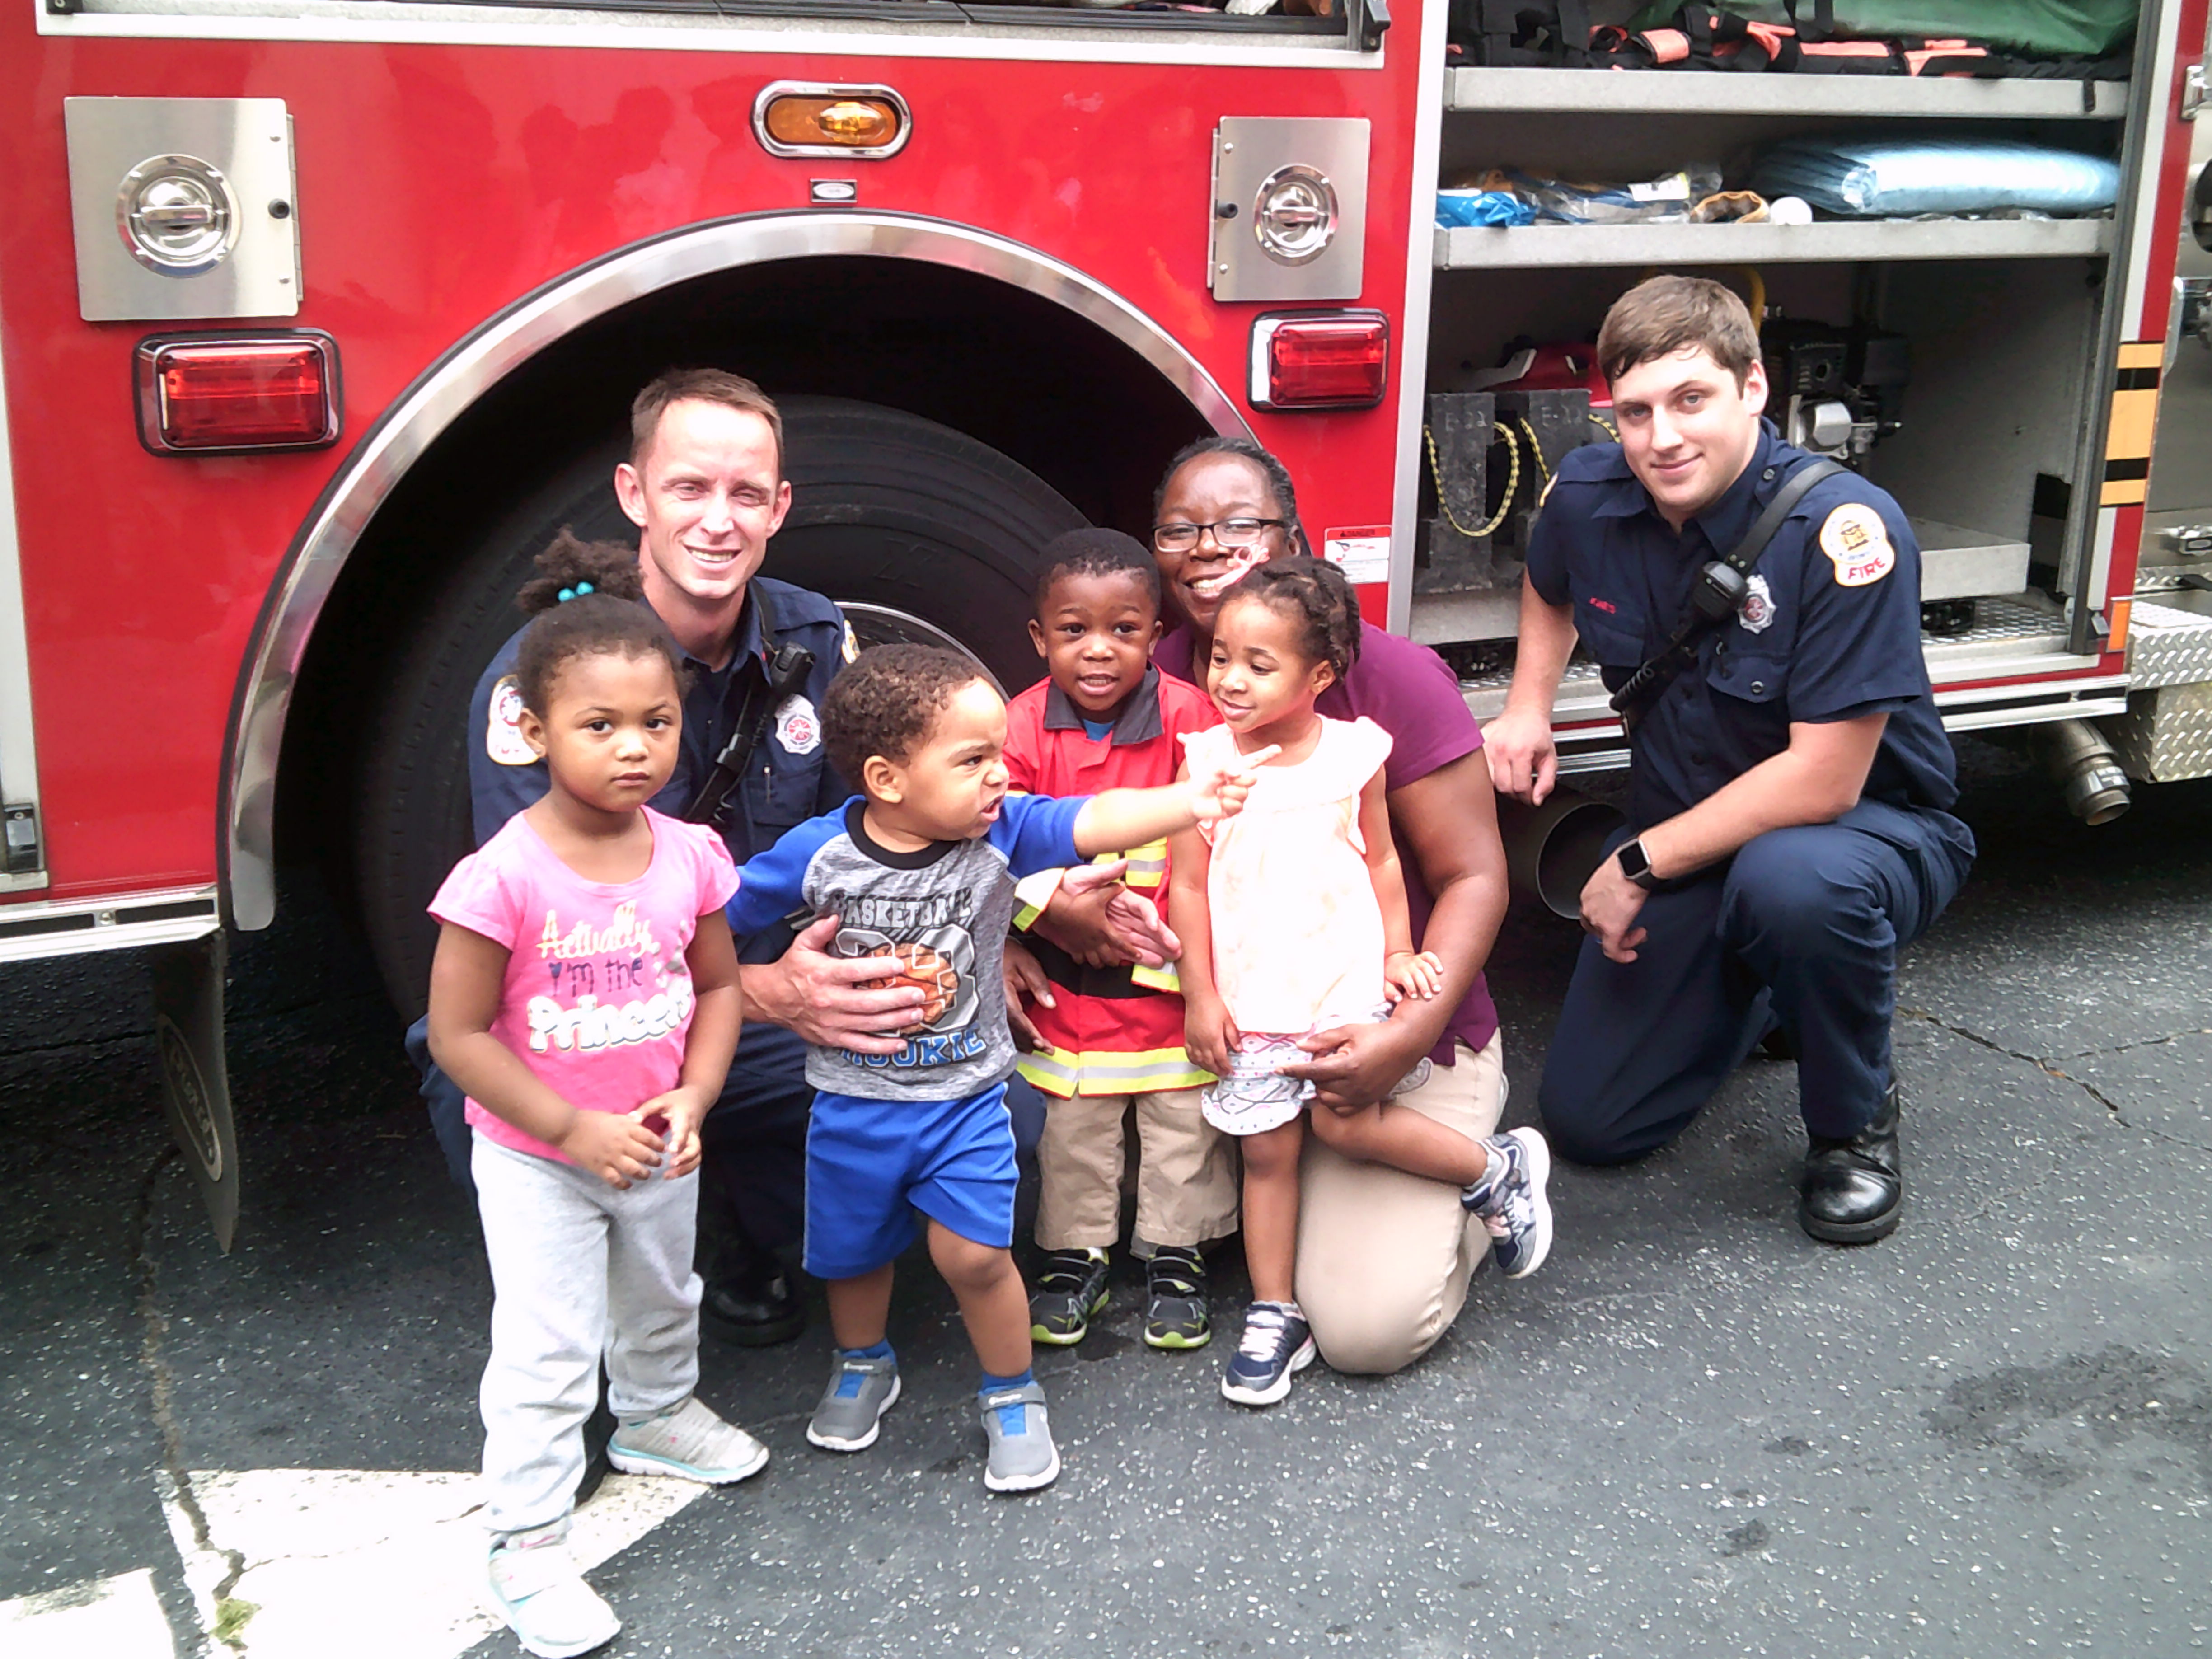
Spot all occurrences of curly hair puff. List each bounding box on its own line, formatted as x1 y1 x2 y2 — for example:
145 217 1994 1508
511 529 687 714
1218 556 1363 683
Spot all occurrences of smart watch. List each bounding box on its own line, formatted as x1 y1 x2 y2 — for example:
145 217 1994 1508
1615 836 1659 891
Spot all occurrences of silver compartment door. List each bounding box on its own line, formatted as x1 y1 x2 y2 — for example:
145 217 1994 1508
1209 117 1370 303
65 97 300 323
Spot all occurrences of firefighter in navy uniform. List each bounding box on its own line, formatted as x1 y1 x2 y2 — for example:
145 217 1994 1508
1484 278 1976 1242
414 369 931 1345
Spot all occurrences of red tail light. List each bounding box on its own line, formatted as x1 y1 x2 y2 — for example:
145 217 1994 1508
1250 311 1390 411
134 333 341 454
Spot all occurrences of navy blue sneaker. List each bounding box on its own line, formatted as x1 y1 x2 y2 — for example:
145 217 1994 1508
1220 1302 1315 1406
1463 1126 1553 1279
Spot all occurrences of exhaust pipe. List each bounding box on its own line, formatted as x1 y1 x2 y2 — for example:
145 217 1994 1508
1496 789 1627 919
2030 719 2131 825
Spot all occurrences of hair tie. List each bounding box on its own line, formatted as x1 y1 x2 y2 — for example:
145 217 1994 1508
556 581 595 603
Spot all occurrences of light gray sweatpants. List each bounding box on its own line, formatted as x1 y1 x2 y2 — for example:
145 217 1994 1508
472 1133 702 1536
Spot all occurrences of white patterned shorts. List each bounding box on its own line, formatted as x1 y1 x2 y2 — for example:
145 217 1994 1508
1200 1032 1313 1136
1200 1012 1434 1137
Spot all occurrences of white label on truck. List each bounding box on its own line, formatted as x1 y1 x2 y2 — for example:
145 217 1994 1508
1323 525 1392 586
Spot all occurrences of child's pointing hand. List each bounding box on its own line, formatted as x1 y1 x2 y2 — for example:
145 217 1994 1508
1181 735 1280 821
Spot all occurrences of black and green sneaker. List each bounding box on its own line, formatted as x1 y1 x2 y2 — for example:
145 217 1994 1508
1029 1247 1111 1346
1142 1246 1212 1350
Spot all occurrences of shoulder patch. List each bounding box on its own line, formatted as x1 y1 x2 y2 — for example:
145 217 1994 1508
842 621 860 665
484 675 536 767
1818 503 1895 588
774 694 822 756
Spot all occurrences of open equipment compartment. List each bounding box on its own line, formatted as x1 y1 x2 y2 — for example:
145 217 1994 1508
1411 18 2163 749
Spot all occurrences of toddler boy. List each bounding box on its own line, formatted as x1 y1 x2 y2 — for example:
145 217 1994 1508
1003 530 1238 1351
726 643 1264 1492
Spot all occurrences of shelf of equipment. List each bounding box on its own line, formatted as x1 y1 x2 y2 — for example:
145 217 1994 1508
1433 217 2113 270
1442 67 2129 120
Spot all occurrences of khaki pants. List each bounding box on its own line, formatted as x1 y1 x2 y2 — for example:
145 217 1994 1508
1295 1033 1506 1376
1035 1087 1241 1252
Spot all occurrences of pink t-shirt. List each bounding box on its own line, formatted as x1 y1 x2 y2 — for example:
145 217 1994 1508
1190 716 1394 1036
428 806 740 1163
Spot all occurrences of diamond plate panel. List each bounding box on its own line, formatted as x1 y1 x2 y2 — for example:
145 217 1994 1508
2124 599 2212 690
2108 681 2212 781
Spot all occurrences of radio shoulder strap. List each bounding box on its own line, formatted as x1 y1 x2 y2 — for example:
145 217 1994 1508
1608 457 1847 733
683 584 816 825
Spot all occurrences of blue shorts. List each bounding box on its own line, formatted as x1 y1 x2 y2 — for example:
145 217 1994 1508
803 1082 1017 1280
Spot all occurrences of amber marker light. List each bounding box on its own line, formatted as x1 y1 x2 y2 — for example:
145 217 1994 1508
754 84 911 160
133 332 341 455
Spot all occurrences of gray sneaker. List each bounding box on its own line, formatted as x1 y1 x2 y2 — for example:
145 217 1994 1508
979 1381 1060 1493
806 1353 901 1452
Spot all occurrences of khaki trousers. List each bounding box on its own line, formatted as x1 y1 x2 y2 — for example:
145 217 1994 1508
1295 1034 1506 1375
1034 1087 1242 1252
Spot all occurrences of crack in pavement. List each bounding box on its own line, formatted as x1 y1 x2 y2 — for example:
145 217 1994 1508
2046 1026 2212 1064
130 1144 245 1653
1898 1007 2128 1115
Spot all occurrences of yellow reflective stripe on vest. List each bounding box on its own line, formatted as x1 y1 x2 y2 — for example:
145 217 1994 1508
1017 1044 1083 1098
1129 959 1180 994
1108 839 1170 889
1018 1045 1212 1098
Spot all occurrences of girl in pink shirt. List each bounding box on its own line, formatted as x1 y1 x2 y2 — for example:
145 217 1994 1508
1169 558 1551 1409
426 539 759 1659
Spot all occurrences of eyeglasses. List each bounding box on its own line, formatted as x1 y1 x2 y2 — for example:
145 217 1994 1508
1150 517 1289 554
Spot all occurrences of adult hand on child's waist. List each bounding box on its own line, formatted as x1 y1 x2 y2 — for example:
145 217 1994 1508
1279 1015 1433 1115
741 914 926 1054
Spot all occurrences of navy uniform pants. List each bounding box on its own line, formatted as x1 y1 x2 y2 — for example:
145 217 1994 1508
1538 799 1975 1163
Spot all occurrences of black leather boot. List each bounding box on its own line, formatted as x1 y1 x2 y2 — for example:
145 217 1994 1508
701 1257 806 1347
1798 1083 1902 1244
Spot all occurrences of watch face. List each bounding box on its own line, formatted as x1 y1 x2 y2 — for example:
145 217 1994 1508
1619 840 1652 885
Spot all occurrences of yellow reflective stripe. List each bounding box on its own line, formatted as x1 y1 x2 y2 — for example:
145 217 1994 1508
1011 864 1062 932
1017 1045 1082 1099
1019 1045 1214 1096
1087 844 1169 889
1064 1046 1214 1094
1129 960 1180 994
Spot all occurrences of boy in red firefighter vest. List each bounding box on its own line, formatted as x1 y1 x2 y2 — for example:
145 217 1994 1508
1004 531 1241 1351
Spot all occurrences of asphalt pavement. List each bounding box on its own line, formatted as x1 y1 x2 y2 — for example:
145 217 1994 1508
3 736 2210 1658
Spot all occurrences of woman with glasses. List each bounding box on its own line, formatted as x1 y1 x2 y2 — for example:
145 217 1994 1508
1149 436 1520 1378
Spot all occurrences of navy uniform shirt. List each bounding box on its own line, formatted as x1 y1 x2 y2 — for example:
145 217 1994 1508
1524 421 1958 830
468 575 853 1097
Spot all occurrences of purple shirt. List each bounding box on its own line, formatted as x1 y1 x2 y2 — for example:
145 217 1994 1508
1158 620 1500 1062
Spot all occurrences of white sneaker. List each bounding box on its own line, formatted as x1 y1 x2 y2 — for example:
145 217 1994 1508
607 1395 770 1484
487 1524 620 1659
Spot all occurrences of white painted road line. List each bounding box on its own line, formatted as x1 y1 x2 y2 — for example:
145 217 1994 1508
158 1467 711 1659
0 1566 178 1658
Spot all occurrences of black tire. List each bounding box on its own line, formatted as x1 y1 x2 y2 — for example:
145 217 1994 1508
354 396 1085 1018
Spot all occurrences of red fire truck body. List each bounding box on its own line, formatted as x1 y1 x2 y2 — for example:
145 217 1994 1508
3 0 2208 1237
1 20 1420 909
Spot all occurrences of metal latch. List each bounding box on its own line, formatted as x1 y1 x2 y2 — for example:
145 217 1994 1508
2185 64 2205 121
4 804 41 875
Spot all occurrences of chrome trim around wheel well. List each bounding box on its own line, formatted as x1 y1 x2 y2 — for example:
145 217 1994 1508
223 211 1250 930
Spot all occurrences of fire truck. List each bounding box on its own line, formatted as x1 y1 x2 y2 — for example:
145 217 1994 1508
1 0 2206 1240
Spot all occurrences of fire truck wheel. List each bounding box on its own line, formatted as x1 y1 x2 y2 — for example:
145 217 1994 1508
354 396 1087 1018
